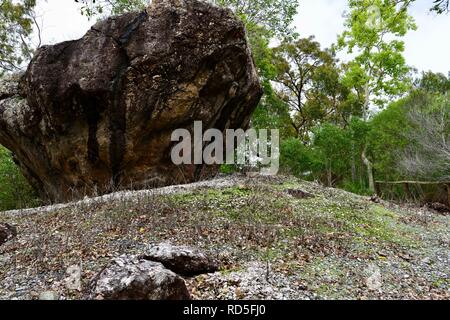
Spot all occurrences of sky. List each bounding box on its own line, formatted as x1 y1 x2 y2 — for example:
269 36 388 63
294 0 450 75
33 0 450 75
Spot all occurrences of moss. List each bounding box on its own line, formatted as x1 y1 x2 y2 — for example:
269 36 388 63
431 277 450 289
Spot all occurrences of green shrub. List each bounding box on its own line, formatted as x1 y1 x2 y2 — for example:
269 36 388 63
341 179 373 196
0 145 39 211
280 138 320 179
219 164 237 174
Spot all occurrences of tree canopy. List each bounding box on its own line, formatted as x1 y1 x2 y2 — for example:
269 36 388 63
0 0 36 74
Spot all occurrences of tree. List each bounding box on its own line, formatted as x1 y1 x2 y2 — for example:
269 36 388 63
312 123 352 187
399 92 450 182
0 146 37 210
307 62 364 127
279 137 318 177
430 0 450 13
416 71 450 94
338 0 416 192
75 0 300 39
397 0 449 14
368 98 412 182
0 0 37 74
272 37 338 139
75 0 147 18
212 0 299 38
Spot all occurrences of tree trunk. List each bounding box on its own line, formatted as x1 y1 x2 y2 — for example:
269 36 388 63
361 82 375 193
327 161 332 187
351 143 357 183
362 146 375 193
404 183 412 201
447 184 450 208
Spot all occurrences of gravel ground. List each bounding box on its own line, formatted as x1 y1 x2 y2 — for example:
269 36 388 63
1 175 449 300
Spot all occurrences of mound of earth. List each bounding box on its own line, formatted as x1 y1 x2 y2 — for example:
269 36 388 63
0 175 449 300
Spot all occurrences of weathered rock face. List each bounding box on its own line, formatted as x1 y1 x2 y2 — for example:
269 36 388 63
0 0 262 202
92 255 191 300
144 243 219 276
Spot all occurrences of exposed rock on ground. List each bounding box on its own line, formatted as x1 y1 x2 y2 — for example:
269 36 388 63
0 223 17 246
65 265 82 291
364 264 382 291
92 255 191 300
144 243 219 276
0 0 262 202
427 202 450 215
38 291 59 300
285 189 315 199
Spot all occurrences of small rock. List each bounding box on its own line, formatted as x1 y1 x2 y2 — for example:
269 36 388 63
377 250 388 258
426 202 450 215
144 243 219 276
399 253 412 262
285 189 315 199
0 223 17 246
92 255 191 300
65 265 82 291
365 264 382 291
39 291 59 300
370 196 382 203
0 253 11 266
246 172 260 178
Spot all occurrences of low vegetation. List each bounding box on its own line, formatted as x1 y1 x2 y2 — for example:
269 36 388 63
0 146 39 211
1 176 448 300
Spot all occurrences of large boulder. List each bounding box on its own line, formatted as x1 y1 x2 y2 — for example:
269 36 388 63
0 0 262 202
92 255 191 300
144 243 219 276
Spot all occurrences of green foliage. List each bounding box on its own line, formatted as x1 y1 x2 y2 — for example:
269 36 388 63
368 98 412 181
338 0 416 113
213 0 299 38
312 123 353 186
252 94 295 139
75 0 147 18
0 146 38 211
272 37 354 139
398 91 450 181
416 71 450 94
219 164 237 174
213 1 300 136
0 0 36 74
279 138 320 178
367 72 450 184
341 179 373 196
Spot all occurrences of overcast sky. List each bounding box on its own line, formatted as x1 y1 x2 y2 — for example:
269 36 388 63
33 0 450 75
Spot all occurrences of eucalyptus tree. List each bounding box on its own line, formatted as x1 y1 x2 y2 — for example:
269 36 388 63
0 0 37 74
338 0 416 192
271 37 336 139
